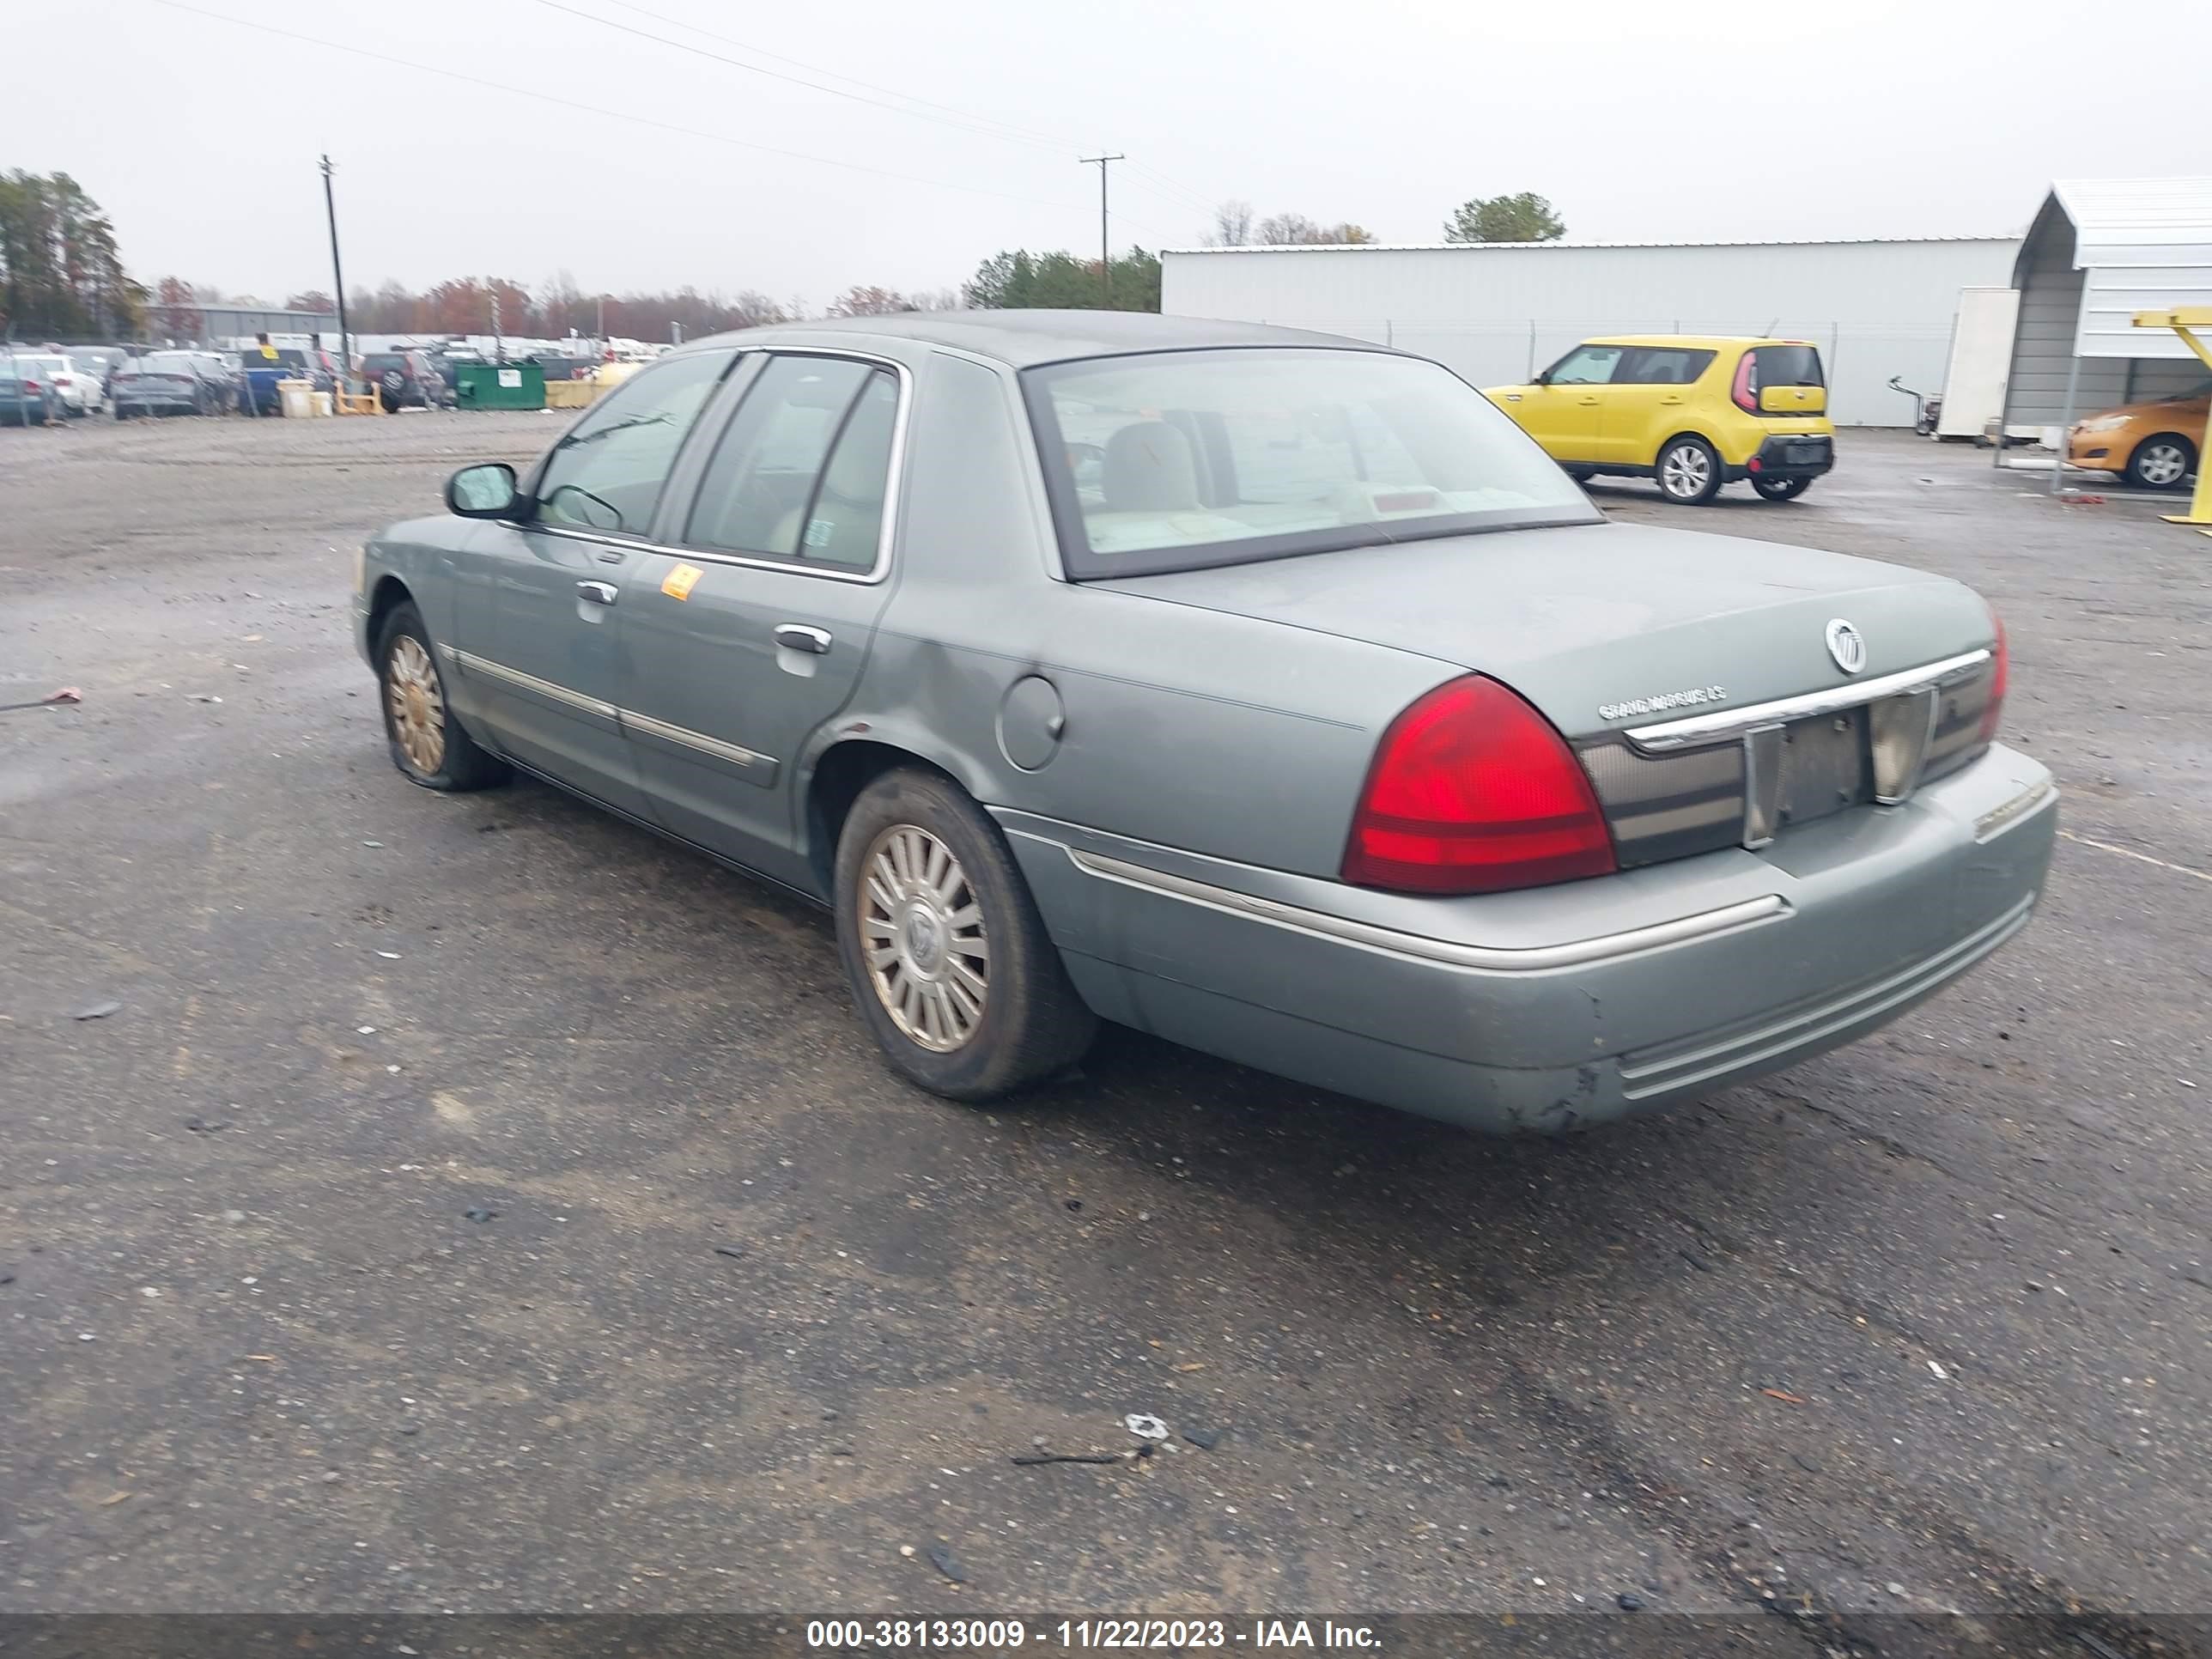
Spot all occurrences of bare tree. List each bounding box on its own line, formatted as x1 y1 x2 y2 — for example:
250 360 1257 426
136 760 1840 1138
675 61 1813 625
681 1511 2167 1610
1255 213 1373 246
826 285 915 317
1206 199 1255 246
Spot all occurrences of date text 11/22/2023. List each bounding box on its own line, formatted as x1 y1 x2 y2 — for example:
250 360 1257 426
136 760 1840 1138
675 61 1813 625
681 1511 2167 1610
805 1619 1382 1650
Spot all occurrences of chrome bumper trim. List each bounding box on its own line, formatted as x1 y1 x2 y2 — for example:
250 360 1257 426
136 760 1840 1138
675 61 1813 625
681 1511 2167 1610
1626 647 1990 752
1975 775 2057 842
1060 845 1789 974
1618 892 2035 1098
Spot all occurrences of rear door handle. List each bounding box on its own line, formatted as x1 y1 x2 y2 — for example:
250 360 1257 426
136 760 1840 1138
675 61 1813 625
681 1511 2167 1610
1577 395 1601 405
775 623 832 654
575 580 619 605
1660 394 1686 405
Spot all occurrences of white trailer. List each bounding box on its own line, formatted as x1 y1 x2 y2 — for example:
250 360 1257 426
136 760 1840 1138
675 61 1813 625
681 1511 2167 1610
1162 237 2021 428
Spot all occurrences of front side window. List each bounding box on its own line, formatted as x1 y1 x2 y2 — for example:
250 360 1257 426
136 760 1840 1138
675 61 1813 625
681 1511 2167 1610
684 355 900 569
1546 344 1626 386
532 348 733 535
1026 347 1598 578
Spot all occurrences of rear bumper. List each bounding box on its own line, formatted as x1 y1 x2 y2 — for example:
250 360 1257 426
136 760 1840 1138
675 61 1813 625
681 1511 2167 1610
1000 744 2055 1134
1729 434 1834 483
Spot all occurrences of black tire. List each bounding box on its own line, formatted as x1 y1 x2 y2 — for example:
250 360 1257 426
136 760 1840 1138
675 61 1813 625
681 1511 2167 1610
1562 465 1595 483
374 602 508 793
1751 474 1812 501
833 767 1095 1102
112 405 131 421
2124 433 2196 491
1655 434 1723 504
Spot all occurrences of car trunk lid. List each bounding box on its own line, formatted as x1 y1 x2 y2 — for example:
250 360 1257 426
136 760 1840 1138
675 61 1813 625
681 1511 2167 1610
1099 520 2000 866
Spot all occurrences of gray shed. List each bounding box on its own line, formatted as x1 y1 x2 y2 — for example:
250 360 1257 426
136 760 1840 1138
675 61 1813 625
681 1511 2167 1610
1997 178 2212 475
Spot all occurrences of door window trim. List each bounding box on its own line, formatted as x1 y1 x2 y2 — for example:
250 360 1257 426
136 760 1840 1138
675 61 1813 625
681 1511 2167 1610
655 347 914 585
506 347 744 544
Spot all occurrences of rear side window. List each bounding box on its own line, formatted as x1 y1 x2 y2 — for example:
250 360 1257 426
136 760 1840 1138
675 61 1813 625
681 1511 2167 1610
684 356 900 569
1748 345 1824 389
532 348 734 536
1545 344 1625 386
1618 347 1716 386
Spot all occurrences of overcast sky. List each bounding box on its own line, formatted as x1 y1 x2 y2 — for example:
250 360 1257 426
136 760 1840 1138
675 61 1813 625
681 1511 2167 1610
10 0 2207 309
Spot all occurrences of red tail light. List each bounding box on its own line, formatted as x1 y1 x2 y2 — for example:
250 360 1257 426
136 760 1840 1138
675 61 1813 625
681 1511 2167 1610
1729 354 1757 414
1343 675 1617 895
1978 614 2008 743
21 380 40 392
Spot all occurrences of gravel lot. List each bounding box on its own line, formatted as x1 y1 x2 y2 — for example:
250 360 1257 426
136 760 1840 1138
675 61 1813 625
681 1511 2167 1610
2 410 2208 1647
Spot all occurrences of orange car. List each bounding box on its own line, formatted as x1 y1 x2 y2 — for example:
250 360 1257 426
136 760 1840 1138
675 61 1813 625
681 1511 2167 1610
2067 380 2208 489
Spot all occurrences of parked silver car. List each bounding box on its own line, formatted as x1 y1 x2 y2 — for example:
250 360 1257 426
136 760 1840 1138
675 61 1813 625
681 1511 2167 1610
356 313 2055 1133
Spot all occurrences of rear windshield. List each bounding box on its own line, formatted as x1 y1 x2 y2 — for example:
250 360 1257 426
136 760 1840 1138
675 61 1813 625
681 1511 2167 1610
362 353 409 370
141 353 202 373
1748 344 1824 389
1024 347 1598 578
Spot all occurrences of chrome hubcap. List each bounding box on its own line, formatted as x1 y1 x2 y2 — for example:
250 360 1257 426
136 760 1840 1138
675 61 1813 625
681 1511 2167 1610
860 823 988 1052
1661 445 1711 497
385 635 447 775
2139 444 2187 485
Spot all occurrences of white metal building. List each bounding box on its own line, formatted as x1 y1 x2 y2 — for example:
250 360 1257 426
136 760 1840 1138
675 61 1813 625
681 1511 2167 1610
1996 177 2212 449
1162 237 2020 428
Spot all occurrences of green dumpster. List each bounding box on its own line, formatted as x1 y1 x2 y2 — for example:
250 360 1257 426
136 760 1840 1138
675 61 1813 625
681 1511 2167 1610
454 362 545 410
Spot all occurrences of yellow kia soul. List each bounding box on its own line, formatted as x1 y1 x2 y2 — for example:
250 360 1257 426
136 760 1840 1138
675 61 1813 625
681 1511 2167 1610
1486 337 1835 505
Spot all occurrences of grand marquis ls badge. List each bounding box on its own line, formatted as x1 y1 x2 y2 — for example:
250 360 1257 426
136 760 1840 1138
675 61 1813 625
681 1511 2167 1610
1825 617 1867 675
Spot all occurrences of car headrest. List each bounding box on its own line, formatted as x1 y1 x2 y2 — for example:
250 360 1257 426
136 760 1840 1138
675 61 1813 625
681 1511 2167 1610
819 380 896 507
1102 421 1201 512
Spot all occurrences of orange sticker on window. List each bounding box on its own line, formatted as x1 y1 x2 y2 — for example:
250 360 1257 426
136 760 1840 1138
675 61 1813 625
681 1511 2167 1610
661 563 703 600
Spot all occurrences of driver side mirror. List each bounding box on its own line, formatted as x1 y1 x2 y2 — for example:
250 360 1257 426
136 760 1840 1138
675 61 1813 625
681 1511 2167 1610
1531 370 1551 387
446 462 518 519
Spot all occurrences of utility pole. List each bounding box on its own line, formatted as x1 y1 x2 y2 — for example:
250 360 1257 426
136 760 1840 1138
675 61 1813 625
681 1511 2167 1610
596 293 606 343
319 155 351 386
1079 154 1124 307
489 278 502 363
671 320 682 346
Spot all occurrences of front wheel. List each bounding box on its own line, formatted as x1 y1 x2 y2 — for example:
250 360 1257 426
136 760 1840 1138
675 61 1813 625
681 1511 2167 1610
1656 435 1723 504
2125 434 2196 490
374 602 508 792
834 768 1095 1101
1751 474 1813 501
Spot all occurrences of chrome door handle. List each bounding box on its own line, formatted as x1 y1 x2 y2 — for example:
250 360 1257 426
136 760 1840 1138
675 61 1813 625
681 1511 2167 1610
775 624 832 654
575 580 618 605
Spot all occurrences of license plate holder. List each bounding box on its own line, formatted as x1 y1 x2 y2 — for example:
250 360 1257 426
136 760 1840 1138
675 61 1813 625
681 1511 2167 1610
1775 709 1869 827
1784 441 1827 465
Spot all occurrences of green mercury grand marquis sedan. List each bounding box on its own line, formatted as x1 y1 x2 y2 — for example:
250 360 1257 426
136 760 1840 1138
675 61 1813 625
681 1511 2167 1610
355 312 2055 1134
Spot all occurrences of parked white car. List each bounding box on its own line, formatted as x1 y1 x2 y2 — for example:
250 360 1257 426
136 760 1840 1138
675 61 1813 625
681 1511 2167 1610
9 353 103 416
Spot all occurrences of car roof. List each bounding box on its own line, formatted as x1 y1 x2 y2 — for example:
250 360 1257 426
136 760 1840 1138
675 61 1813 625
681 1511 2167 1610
676 309 1386 368
1578 335 1814 350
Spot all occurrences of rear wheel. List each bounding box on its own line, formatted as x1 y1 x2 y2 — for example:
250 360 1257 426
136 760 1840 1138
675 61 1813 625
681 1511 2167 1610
2125 433 2195 490
1562 465 1595 483
1656 435 1723 504
374 602 508 792
1751 473 1812 501
834 768 1095 1101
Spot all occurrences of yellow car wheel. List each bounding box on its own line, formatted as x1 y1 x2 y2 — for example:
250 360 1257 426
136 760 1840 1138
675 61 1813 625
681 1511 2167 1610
2125 433 2196 491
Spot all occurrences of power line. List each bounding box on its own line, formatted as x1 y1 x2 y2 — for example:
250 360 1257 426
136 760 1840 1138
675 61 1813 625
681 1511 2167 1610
580 0 1079 155
534 0 1068 155
546 0 1225 228
144 0 1089 214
